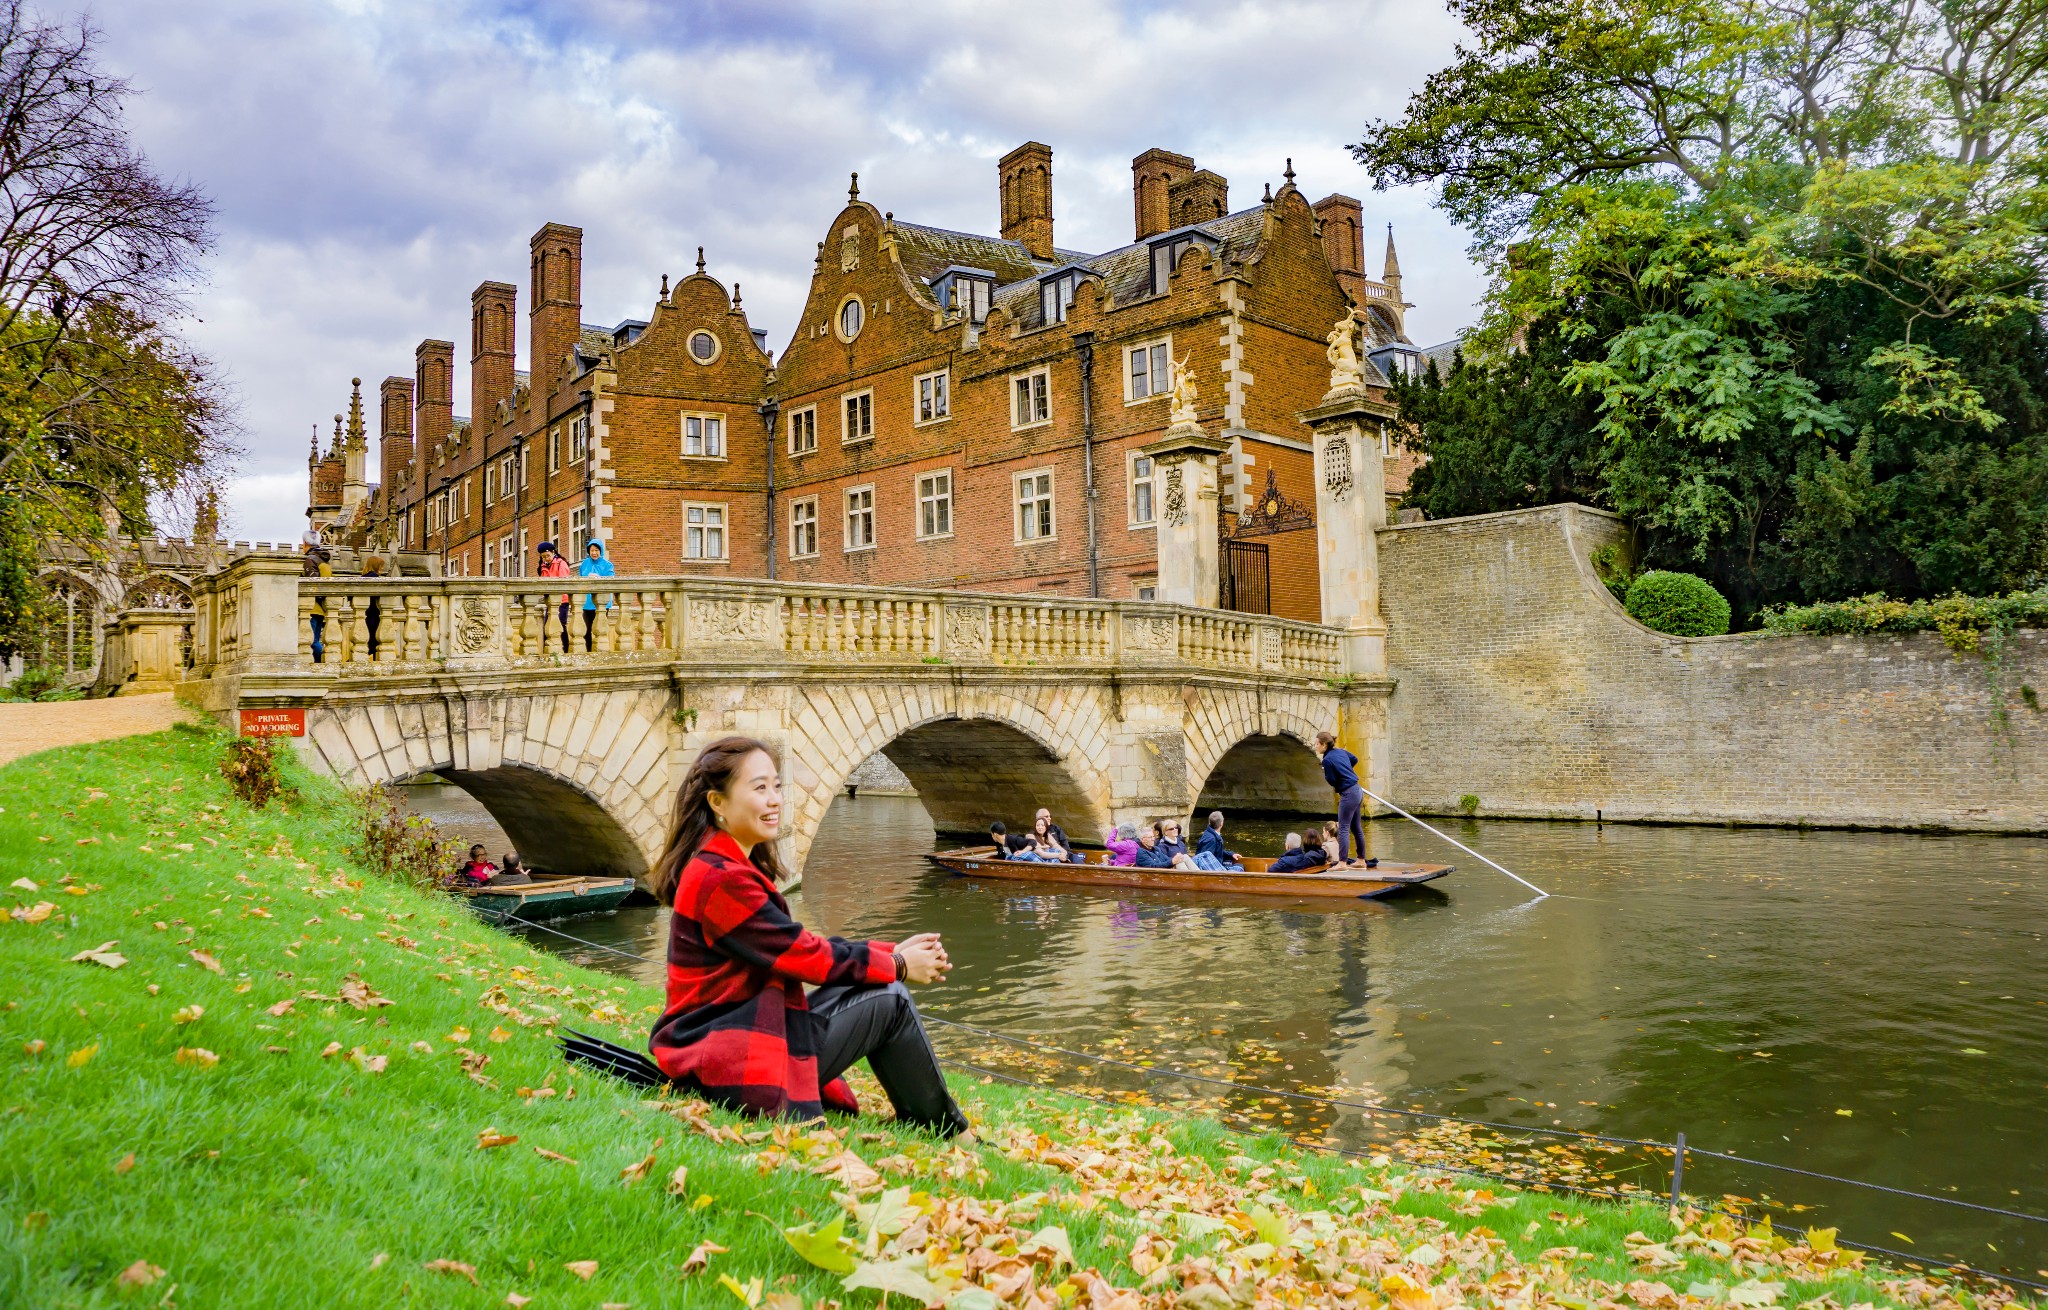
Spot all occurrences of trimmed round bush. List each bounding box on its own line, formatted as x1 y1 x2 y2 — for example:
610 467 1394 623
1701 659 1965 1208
1623 570 1731 636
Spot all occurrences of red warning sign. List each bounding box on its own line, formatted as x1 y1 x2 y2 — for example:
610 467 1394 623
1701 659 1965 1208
238 708 306 738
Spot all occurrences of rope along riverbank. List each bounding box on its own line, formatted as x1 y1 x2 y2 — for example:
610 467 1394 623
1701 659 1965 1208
471 904 2048 1292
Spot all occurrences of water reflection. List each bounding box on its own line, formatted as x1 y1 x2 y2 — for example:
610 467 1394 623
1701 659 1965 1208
408 782 2048 1273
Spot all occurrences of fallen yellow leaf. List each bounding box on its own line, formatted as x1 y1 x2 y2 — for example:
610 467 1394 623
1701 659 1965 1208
506 1295 531 1308
23 1039 45 1057
174 1047 219 1068
69 940 126 969
9 877 36 892
349 1047 388 1074
319 1041 344 1059
267 999 295 1017
534 1146 579 1165
172 1005 204 1025
477 1128 519 1150
67 1044 98 1068
666 1164 690 1196
680 1241 726 1276
116 1260 165 1288
564 1259 599 1281
445 1026 470 1043
424 1259 478 1284
12 901 54 923
620 1138 663 1187
488 1026 511 1043
189 949 223 973
115 1152 135 1174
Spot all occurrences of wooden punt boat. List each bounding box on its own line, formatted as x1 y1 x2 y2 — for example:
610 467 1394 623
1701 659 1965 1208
458 874 639 922
925 847 1451 900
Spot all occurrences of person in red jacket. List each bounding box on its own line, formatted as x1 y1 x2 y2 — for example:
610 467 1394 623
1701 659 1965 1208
535 540 574 652
644 736 966 1133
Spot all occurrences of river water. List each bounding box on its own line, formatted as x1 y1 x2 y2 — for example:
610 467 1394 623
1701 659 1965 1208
407 785 2048 1276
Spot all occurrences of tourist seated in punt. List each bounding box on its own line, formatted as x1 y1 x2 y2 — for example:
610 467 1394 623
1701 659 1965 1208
452 844 497 887
490 852 534 886
1103 824 1139 866
987 820 1009 853
1192 812 1245 872
1134 825 1175 868
1268 831 1330 874
1033 811 1087 863
1007 832 1065 862
561 736 968 1136
1156 819 1191 864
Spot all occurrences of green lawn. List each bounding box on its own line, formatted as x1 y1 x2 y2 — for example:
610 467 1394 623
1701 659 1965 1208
0 728 1994 1308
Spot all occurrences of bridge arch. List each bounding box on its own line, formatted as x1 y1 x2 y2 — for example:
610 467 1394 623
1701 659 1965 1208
299 690 675 883
1185 693 1331 816
780 680 1117 876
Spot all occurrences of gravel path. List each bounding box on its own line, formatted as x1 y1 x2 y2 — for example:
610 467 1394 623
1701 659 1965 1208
0 693 195 767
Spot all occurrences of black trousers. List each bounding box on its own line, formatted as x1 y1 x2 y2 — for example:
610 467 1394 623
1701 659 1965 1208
809 981 967 1136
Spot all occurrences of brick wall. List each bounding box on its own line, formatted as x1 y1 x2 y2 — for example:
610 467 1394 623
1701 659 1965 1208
1379 504 2048 831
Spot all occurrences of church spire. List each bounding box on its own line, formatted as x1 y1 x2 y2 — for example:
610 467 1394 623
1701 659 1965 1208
1382 223 1402 290
345 377 366 450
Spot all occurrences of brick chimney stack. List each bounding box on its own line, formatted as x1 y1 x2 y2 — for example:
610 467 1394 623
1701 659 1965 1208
1167 169 1228 228
470 281 516 431
1132 148 1194 241
998 142 1055 262
379 374 414 497
1312 194 1367 304
529 222 584 400
414 339 454 479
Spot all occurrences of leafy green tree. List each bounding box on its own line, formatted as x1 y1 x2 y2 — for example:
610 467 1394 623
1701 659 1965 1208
1359 0 2048 619
0 2 230 659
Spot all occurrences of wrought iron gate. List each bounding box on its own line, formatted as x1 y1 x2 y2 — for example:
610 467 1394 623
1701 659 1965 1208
1220 539 1270 615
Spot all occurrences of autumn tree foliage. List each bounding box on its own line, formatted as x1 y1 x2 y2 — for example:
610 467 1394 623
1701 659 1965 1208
0 1 231 655
1360 0 2048 621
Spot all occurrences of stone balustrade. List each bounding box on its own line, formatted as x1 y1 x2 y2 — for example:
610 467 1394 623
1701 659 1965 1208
187 558 1354 681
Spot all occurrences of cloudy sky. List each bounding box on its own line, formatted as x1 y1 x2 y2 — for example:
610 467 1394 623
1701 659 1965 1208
74 0 1483 544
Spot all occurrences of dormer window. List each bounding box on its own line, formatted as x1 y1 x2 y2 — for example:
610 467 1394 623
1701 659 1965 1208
1368 344 1424 382
1148 230 1213 294
931 266 994 324
1040 272 1086 325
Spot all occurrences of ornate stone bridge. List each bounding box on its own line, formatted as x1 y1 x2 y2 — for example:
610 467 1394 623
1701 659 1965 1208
182 559 1390 887
174 388 1406 887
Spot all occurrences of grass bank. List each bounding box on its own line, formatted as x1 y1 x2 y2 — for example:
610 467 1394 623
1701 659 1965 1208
0 729 2012 1308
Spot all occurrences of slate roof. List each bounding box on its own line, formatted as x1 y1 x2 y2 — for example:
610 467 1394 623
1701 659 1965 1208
889 221 1045 287
982 204 1274 329
1420 338 1465 373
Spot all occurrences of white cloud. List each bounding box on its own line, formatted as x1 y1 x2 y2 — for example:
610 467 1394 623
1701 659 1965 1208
71 0 1482 543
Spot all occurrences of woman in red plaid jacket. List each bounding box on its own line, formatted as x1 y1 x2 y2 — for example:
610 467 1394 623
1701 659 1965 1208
643 736 967 1135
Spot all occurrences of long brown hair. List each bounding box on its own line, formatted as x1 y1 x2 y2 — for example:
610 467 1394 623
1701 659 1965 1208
653 736 788 901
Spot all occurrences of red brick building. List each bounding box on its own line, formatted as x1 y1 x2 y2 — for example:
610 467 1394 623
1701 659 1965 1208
339 144 1428 623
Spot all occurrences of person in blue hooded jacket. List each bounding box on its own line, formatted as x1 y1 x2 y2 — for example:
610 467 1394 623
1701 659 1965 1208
577 539 616 651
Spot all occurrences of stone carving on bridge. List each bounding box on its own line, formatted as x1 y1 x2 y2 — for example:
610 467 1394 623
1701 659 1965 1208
453 595 497 654
687 596 776 646
945 604 992 657
1121 612 1177 654
1323 436 1352 503
1162 465 1188 527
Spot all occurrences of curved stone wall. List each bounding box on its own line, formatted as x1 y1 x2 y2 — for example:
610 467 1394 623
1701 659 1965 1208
1378 504 2047 832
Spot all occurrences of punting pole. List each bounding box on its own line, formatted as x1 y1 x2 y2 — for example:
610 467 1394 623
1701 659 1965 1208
1362 788 1549 900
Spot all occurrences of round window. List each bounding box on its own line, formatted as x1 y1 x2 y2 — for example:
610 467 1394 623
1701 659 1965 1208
838 298 864 340
688 330 719 362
